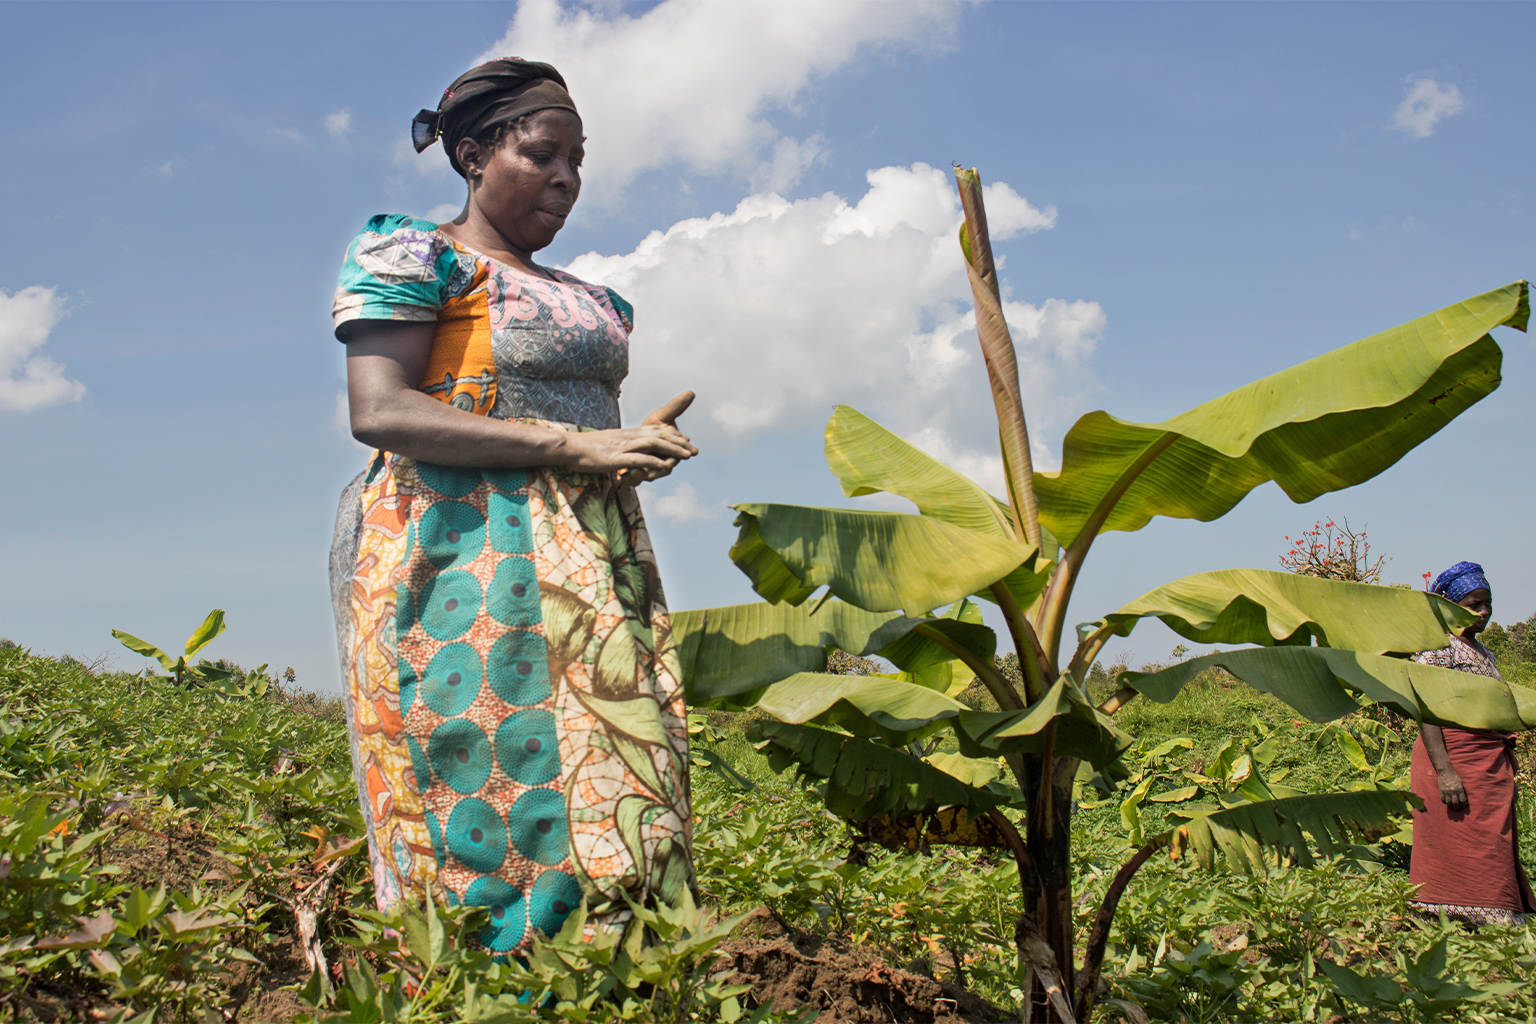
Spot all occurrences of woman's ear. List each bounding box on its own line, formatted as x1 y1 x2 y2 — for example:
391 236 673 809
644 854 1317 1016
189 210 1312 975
456 138 486 180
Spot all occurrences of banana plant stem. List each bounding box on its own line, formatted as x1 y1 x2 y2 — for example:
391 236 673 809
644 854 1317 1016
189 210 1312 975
1036 432 1179 664
911 623 1021 711
1066 624 1115 684
1075 832 1171 1019
985 808 1039 898
1033 722 1058 833
990 581 1053 705
1096 686 1139 717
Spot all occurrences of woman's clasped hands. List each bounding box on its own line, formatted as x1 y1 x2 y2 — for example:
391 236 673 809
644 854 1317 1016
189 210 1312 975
564 390 698 484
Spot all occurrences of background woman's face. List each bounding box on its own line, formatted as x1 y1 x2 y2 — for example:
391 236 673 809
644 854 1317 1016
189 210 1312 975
1457 588 1492 635
472 108 584 255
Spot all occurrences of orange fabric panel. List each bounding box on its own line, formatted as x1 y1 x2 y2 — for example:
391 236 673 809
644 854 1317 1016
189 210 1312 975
420 262 496 416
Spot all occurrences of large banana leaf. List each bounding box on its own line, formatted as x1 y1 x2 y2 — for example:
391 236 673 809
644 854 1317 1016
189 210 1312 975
1096 570 1475 654
926 750 1007 789
720 669 1129 765
956 166 1043 549
749 672 964 742
1035 283 1528 550
1125 646 1536 731
673 599 999 703
1170 789 1416 873
875 615 998 676
183 609 226 658
730 504 1034 615
748 719 1012 820
823 406 1056 608
673 600 909 702
111 630 177 674
825 405 1013 538
957 677 1134 768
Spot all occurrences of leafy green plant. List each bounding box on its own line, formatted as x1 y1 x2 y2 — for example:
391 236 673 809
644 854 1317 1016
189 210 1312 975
1320 936 1519 1022
673 165 1534 1020
112 609 271 696
297 893 806 1023
0 637 365 1021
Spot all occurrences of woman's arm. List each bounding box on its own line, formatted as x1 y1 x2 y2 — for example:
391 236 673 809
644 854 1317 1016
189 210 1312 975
344 322 696 475
1419 724 1468 809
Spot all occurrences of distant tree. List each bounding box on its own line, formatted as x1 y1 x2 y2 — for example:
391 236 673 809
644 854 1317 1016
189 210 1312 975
1485 614 1536 665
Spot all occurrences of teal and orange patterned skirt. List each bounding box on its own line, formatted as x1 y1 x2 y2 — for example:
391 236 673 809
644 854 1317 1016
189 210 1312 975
329 438 693 956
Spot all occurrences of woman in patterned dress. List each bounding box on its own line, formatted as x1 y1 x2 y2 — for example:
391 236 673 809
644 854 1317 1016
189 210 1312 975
1408 561 1534 926
328 58 697 957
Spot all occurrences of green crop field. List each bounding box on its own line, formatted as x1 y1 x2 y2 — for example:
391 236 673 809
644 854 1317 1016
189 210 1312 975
2 636 1535 1023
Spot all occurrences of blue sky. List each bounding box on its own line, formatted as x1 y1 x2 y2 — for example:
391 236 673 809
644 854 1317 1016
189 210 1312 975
2 1 1532 690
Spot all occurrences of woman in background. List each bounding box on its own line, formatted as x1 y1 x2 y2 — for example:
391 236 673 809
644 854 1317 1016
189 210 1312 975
1408 560 1534 926
328 58 696 957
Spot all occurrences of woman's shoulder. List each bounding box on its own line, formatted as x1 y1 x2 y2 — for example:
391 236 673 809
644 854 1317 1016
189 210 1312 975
334 214 470 339
345 214 459 276
547 268 634 334
1412 634 1503 678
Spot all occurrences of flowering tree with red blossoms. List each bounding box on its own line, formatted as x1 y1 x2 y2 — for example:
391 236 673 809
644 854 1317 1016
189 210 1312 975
1279 518 1387 585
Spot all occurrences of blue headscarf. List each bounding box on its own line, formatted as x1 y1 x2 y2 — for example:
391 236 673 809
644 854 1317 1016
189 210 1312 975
1431 561 1491 603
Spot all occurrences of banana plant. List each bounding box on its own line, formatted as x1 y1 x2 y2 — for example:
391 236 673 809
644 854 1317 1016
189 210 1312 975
674 166 1534 1022
112 610 269 696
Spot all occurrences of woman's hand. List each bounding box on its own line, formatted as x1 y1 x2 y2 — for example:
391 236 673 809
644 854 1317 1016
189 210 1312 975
563 419 697 476
346 326 697 475
1437 768 1468 809
616 391 698 484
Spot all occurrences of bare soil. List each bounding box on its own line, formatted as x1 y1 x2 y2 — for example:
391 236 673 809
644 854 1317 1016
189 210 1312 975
721 908 1004 1023
11 820 323 1024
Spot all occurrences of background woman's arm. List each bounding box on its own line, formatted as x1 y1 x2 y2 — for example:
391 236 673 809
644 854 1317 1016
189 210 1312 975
1419 724 1468 809
345 322 696 474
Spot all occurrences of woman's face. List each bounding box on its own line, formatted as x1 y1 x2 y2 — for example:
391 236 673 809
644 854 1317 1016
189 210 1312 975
462 108 584 257
1458 588 1492 636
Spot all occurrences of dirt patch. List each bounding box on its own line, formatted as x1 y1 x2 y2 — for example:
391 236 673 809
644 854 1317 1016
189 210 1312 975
232 938 312 1024
103 818 224 895
90 819 330 1023
721 908 1003 1023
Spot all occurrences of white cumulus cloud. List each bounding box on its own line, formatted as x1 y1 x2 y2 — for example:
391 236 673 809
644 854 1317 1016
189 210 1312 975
325 108 353 141
479 0 958 198
394 136 452 179
1393 77 1465 139
564 163 1098 478
0 286 85 412
649 481 721 523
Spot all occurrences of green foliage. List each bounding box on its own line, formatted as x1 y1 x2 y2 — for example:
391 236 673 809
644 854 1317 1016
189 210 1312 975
0 643 822 1024
1318 937 1520 1022
112 608 275 697
693 710 1536 1022
691 752 1024 1008
676 264 1531 1021
1069 718 1536 1023
6 634 1536 1023
0 640 362 1021
295 892 802 1024
1482 614 1536 671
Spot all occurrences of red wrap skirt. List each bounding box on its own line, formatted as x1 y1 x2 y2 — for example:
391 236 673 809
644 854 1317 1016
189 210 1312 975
1409 727 1534 916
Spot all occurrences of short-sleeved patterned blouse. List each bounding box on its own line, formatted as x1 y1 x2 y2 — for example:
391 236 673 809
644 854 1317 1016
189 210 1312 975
327 214 692 959
1412 634 1507 732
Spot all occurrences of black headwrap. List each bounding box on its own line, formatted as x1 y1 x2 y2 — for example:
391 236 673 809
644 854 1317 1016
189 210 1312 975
411 57 579 176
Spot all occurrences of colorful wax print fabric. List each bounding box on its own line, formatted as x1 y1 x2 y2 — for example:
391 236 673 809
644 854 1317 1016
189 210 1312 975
330 215 689 957
333 213 633 426
1412 634 1503 686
